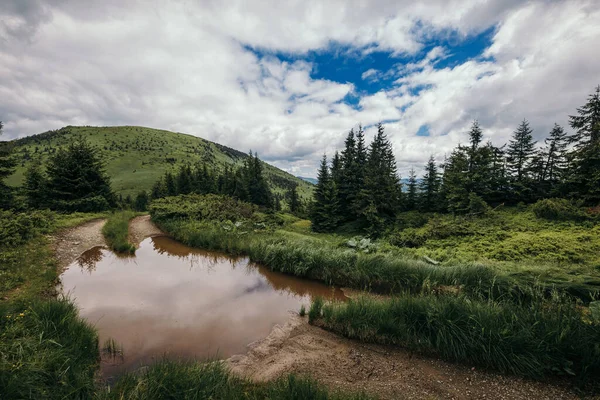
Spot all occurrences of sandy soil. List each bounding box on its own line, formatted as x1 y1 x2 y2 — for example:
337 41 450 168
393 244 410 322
128 215 163 246
53 217 589 400
228 313 583 400
52 219 107 272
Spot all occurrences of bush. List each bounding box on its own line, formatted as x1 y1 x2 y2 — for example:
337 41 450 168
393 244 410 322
150 194 257 223
532 198 587 221
0 210 55 248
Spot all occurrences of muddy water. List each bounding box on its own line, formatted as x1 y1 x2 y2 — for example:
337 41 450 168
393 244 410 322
61 236 346 379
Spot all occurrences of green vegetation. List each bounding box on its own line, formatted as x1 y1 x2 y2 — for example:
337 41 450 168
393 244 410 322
98 360 370 400
308 296 324 323
150 195 600 302
7 125 313 199
102 211 138 254
311 293 600 382
311 86 600 234
0 298 99 400
0 121 16 209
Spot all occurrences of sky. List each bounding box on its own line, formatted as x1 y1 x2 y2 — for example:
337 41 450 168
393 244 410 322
1 0 599 178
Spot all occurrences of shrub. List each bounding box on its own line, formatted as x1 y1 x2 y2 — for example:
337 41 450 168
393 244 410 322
299 304 306 317
0 210 55 248
150 194 257 223
532 198 587 221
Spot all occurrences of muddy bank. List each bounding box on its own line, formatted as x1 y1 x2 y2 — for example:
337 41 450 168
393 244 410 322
128 215 163 247
52 219 107 272
227 314 580 400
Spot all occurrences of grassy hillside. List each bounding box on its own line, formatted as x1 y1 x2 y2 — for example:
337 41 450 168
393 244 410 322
6 126 314 199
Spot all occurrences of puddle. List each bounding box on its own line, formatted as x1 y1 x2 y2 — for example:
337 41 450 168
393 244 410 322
60 236 346 379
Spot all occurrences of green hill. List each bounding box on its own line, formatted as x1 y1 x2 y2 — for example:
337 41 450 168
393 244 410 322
6 126 314 200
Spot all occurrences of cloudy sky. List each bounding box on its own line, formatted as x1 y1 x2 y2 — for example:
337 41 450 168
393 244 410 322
1 0 599 177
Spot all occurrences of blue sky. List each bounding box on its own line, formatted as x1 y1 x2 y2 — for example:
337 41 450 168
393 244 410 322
1 1 599 177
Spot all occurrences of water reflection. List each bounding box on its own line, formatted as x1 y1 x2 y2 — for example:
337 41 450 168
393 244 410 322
60 236 346 379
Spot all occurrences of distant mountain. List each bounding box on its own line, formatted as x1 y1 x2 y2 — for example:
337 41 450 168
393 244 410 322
8 126 314 199
297 176 318 185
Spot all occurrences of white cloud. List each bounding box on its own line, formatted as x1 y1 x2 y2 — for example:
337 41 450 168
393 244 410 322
0 0 599 178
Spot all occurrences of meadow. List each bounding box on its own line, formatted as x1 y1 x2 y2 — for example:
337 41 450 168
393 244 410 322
6 125 314 199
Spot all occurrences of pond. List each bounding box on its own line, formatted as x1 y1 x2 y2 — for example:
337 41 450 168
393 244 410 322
60 235 346 379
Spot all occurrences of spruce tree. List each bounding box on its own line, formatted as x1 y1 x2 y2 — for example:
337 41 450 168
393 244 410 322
0 121 16 209
243 152 273 208
507 120 536 182
45 139 114 212
288 184 301 215
406 167 418 211
151 178 166 199
176 164 193 194
24 160 47 209
310 155 339 232
441 148 470 213
164 171 177 196
358 123 401 229
338 129 358 219
566 86 600 203
543 124 569 184
134 190 149 211
419 155 441 212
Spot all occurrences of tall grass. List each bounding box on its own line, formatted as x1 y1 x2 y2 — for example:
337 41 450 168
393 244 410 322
97 359 372 400
312 292 600 384
102 210 137 254
0 297 99 399
154 218 597 303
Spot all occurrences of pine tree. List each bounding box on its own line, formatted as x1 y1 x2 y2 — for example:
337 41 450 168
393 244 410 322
134 190 149 211
338 129 358 219
487 144 509 205
419 156 441 212
441 148 470 213
176 164 193 194
465 121 495 200
24 160 47 209
0 121 16 209
288 184 301 215
243 152 273 208
310 155 339 232
566 85 600 203
507 120 536 182
406 167 418 211
543 124 569 184
151 178 166 199
164 171 177 196
45 139 114 212
358 123 401 230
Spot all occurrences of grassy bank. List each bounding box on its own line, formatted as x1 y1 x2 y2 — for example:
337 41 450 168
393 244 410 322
102 210 138 253
309 294 600 384
153 217 598 303
98 359 370 400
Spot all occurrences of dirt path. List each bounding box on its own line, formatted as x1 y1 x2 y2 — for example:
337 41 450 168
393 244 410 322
128 215 163 247
52 219 107 272
228 313 582 400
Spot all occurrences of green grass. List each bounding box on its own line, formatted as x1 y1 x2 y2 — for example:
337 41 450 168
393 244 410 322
7 125 314 199
312 293 600 384
97 359 372 400
0 297 99 400
102 210 138 254
0 210 108 300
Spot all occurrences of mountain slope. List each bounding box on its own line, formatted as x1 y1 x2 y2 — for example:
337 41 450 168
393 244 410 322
7 126 314 200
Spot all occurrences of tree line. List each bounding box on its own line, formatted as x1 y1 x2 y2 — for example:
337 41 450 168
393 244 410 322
149 152 307 216
311 85 600 233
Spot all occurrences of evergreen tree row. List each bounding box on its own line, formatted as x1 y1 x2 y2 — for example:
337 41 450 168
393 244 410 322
150 151 306 214
311 85 600 233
